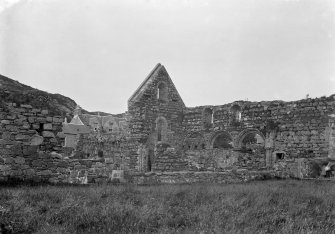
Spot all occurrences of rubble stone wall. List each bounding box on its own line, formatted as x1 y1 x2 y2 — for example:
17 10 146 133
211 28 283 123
1 93 335 184
181 96 335 167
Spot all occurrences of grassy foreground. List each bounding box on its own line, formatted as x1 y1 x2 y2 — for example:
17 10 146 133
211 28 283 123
0 180 335 234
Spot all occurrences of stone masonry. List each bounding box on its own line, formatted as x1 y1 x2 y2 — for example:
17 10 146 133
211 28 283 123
1 63 335 184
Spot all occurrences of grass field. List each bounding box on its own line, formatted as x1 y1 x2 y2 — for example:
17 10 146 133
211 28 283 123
0 180 335 234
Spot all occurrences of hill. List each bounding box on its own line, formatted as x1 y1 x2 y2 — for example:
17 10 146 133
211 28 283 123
0 74 112 117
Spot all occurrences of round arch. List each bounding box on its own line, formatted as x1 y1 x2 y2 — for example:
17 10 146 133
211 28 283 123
210 131 234 149
235 128 265 149
155 116 168 142
157 81 168 101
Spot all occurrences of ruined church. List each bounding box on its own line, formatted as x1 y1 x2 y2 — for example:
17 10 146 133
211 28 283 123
62 63 335 180
1 63 335 184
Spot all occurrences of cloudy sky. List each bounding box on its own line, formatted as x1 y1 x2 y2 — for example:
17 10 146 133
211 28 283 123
0 0 334 113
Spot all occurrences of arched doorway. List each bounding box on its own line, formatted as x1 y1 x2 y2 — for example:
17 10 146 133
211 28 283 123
211 132 233 149
236 129 266 167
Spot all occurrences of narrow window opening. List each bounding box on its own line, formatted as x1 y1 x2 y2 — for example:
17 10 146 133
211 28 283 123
202 144 206 149
203 108 213 127
98 150 104 157
147 149 154 172
156 117 167 142
148 157 152 171
276 153 285 160
37 123 44 135
157 82 168 101
230 104 242 122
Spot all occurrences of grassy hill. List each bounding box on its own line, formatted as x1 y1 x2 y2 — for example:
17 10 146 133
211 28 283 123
0 74 112 117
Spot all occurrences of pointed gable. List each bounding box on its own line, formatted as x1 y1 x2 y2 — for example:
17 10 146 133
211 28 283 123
70 115 84 125
128 63 185 107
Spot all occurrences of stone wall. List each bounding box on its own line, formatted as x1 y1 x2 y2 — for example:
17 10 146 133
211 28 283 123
0 102 65 182
184 148 266 171
1 82 335 184
74 132 138 171
0 102 64 152
130 170 278 184
180 96 335 167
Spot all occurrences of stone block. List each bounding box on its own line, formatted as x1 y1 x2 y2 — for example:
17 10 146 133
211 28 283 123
14 157 25 164
2 132 13 140
105 158 114 164
43 123 53 130
3 157 14 164
25 169 35 176
22 123 31 129
36 117 46 123
30 135 44 146
32 108 41 113
51 152 63 159
20 104 32 109
1 120 10 124
46 117 53 122
39 170 52 176
0 165 10 172
42 131 55 138
53 117 63 123
15 134 30 141
41 110 48 115
28 117 36 123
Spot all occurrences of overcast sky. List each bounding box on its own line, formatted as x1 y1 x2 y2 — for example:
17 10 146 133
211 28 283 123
0 0 334 113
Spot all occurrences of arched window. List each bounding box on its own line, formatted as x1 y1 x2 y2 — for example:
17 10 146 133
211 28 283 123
203 108 213 126
230 104 242 122
157 82 168 101
212 132 233 149
241 132 264 153
156 117 168 142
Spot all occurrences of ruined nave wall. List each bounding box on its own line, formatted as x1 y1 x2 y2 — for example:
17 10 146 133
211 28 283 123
182 95 335 159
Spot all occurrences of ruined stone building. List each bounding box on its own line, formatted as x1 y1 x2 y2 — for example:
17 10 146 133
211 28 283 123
1 63 335 184
60 63 335 182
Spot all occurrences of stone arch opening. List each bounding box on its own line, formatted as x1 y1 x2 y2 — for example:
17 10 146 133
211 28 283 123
236 129 265 149
230 104 242 122
203 108 213 127
157 82 168 101
156 117 168 142
211 132 233 149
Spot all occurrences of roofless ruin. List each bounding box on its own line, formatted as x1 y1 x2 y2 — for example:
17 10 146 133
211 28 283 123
1 64 335 183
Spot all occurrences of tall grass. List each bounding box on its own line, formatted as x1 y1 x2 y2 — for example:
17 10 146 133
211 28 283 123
0 180 334 233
